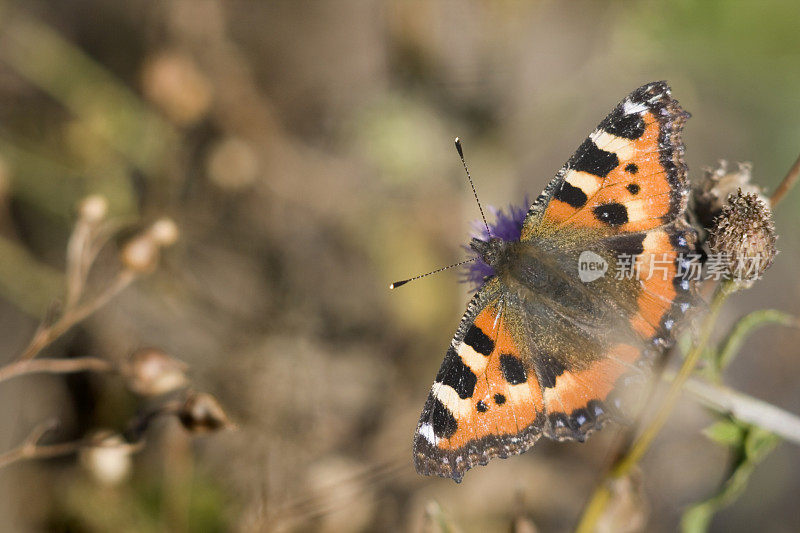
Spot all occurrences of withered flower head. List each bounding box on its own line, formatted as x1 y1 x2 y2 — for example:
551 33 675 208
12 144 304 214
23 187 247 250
693 160 769 230
79 430 136 486
123 348 189 396
708 189 778 286
178 391 234 434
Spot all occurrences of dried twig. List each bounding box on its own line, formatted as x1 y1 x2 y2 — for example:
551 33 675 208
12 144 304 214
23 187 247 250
0 420 82 469
18 270 136 361
0 357 115 384
770 151 800 207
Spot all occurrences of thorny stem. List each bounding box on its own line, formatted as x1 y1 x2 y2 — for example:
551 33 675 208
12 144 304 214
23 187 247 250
18 270 137 361
574 281 735 533
770 151 800 207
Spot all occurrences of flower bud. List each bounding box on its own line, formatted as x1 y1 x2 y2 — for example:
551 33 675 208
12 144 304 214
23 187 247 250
708 189 778 286
123 348 189 396
177 392 233 434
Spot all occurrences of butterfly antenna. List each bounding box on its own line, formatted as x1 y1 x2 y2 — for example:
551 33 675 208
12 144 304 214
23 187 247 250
389 258 476 289
455 137 491 238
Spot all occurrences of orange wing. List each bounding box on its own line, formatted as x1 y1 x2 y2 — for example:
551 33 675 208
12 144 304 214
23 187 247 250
412 281 655 481
521 81 689 239
524 81 698 352
413 292 546 482
414 82 698 483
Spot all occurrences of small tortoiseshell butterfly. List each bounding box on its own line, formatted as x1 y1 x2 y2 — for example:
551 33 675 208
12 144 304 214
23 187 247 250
413 81 698 482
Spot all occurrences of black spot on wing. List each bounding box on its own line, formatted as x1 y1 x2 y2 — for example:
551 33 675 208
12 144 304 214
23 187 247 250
605 233 646 256
625 163 639 174
626 183 640 194
571 139 619 178
494 393 506 405
553 181 588 208
499 354 527 385
537 354 566 389
476 400 488 413
463 324 494 356
593 202 629 226
436 347 477 399
600 107 646 139
431 398 457 438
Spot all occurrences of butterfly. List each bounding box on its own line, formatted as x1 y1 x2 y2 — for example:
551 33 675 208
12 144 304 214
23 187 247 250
413 81 698 482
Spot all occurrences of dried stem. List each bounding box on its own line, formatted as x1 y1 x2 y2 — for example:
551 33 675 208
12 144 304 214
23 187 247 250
0 420 82 469
575 281 735 533
0 420 145 471
0 357 115 384
18 270 137 361
770 151 800 207
64 218 92 309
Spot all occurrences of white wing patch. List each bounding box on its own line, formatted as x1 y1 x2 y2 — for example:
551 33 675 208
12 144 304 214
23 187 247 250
419 422 439 445
590 130 635 161
623 99 648 115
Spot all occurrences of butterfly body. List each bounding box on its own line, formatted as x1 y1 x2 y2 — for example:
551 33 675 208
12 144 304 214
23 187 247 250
413 82 698 482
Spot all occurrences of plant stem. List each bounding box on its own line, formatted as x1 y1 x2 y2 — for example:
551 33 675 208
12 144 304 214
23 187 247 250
0 357 115 384
0 439 84 469
18 270 136 361
0 420 79 469
770 151 800 207
575 281 735 533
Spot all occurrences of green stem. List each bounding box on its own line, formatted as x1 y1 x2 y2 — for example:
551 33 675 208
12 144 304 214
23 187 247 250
575 281 735 533
715 310 798 375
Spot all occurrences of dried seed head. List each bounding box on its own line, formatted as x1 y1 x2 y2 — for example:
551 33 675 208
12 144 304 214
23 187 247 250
123 348 189 396
121 234 160 273
78 194 108 224
150 218 180 247
79 430 134 486
120 218 179 272
693 160 769 230
708 189 778 286
178 392 233 434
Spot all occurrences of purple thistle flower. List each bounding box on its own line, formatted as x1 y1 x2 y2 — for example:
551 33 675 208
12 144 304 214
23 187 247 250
461 198 529 290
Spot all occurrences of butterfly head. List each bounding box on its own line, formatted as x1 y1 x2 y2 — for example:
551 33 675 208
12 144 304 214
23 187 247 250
469 237 511 272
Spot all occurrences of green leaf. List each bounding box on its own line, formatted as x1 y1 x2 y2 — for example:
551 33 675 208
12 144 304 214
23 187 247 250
681 422 781 533
703 420 745 448
682 503 714 533
744 427 780 460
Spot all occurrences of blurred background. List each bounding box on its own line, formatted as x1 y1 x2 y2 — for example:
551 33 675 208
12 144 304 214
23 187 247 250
0 1 798 531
